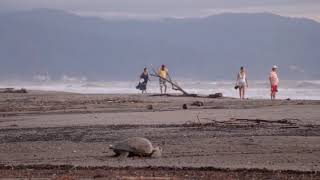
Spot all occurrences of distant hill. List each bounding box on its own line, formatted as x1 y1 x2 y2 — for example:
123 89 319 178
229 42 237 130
0 9 319 80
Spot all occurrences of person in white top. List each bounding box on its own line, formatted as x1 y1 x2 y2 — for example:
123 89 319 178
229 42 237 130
269 65 279 100
236 66 248 99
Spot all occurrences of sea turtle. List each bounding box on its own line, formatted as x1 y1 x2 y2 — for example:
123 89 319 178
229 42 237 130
109 137 162 158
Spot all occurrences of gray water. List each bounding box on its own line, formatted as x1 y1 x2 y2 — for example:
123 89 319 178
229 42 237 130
1 79 320 100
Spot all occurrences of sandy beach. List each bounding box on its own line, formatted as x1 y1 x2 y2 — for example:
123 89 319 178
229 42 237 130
0 91 320 179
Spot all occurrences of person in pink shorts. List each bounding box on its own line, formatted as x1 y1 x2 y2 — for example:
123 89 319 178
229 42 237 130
269 65 279 100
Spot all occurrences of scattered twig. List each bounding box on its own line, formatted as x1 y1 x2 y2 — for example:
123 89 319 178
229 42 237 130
200 118 301 126
201 118 231 124
68 165 77 172
196 112 201 124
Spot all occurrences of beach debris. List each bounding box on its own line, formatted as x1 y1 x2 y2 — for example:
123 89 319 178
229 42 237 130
146 104 153 110
191 101 204 107
182 104 188 109
186 94 198 97
0 88 27 93
229 118 301 125
199 117 302 127
118 176 171 180
109 137 162 158
208 93 223 98
150 93 198 97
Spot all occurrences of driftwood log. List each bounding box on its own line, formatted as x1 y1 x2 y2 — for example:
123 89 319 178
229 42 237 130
150 68 189 95
208 93 223 98
150 67 223 98
0 88 27 93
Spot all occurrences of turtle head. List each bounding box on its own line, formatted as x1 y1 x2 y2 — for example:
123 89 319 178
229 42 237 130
151 146 162 158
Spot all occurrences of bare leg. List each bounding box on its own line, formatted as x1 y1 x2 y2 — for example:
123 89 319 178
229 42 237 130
242 87 246 99
119 151 129 158
241 88 243 99
271 92 275 100
113 149 129 158
239 87 244 99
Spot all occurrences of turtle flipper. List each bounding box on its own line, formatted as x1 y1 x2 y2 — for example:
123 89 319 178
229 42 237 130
119 151 129 158
112 149 128 158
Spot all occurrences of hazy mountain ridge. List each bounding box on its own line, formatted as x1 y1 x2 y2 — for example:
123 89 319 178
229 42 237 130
0 9 319 80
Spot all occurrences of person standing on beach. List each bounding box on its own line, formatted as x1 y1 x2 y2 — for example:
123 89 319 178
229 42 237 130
140 67 150 93
269 65 279 100
158 64 170 94
136 67 149 94
236 66 248 99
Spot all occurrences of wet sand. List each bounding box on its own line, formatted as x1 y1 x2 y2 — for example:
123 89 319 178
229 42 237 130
0 91 320 179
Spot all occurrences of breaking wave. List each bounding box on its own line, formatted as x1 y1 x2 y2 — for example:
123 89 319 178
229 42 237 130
1 80 320 100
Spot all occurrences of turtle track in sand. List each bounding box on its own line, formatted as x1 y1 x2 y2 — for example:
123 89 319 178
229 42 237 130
1 122 320 144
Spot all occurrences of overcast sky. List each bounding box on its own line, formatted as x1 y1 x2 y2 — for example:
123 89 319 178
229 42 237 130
1 0 320 21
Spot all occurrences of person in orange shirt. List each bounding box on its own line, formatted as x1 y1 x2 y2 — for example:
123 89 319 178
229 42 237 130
158 64 170 94
269 65 279 100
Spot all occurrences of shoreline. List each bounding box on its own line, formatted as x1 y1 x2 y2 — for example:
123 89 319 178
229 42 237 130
3 89 320 100
2 79 320 100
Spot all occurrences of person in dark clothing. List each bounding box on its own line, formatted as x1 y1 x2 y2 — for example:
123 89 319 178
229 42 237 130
136 67 149 94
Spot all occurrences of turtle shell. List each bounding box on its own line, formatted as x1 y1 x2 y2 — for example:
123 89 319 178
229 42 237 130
112 137 154 156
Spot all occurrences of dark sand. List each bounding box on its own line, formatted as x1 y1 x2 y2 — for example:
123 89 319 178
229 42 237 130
0 91 319 179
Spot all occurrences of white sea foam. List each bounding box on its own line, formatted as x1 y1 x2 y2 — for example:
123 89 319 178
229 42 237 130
1 80 320 100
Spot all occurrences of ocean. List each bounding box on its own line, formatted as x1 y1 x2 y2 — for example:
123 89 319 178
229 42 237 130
1 80 320 100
